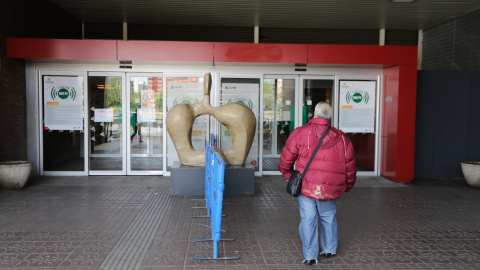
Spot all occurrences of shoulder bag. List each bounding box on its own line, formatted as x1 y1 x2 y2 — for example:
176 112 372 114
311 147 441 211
286 126 331 197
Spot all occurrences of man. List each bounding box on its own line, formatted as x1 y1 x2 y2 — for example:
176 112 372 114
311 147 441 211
278 102 356 265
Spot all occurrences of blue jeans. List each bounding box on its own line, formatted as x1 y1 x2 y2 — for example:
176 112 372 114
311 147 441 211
298 194 338 260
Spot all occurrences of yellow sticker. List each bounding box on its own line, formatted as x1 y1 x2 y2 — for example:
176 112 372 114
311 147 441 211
192 130 202 136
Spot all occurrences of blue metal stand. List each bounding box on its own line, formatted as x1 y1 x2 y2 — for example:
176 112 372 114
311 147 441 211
192 136 239 260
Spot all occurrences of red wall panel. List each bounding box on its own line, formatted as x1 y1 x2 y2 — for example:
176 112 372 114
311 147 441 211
380 137 414 182
382 66 400 137
118 41 214 62
214 43 308 63
309 45 399 65
399 46 418 66
395 138 415 180
7 38 117 60
397 65 418 139
7 38 418 67
381 136 397 180
381 65 416 182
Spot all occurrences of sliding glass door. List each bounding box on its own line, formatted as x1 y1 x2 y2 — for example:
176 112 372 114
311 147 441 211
127 74 164 173
87 72 164 175
88 73 125 173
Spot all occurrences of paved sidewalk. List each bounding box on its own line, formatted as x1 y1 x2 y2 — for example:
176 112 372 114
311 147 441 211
0 176 479 269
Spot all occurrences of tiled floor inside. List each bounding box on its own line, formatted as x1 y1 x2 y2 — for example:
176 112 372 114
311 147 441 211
0 175 479 269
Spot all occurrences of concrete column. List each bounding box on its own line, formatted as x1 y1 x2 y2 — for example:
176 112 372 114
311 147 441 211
379 28 386 45
254 26 259 43
417 30 423 70
123 22 128 40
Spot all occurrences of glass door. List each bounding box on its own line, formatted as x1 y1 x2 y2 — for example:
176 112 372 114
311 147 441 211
127 74 164 174
262 76 298 173
301 76 335 125
88 73 126 174
219 75 261 173
165 74 207 171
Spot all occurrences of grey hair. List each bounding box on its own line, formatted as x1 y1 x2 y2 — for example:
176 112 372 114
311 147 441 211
314 102 333 120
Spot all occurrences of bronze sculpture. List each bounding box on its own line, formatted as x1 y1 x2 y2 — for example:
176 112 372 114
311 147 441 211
166 73 256 166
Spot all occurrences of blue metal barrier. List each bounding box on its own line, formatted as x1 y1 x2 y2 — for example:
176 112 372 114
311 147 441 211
192 136 238 260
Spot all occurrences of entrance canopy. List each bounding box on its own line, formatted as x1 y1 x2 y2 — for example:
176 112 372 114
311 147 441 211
7 38 417 182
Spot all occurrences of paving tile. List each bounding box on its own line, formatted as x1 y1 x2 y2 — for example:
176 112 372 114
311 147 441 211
447 250 480 264
15 253 69 268
393 239 440 251
362 239 406 251
14 232 54 242
340 250 385 265
0 242 43 254
427 239 468 250
73 241 115 253
262 251 302 265
84 232 120 242
371 250 423 264
0 253 29 268
223 251 265 266
59 252 110 268
50 232 90 241
34 241 81 253
408 250 463 264
150 240 189 253
0 233 21 242
257 239 298 252
223 239 261 252
0 176 479 269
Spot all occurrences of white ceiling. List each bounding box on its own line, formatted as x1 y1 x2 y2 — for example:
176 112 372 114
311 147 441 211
46 0 480 31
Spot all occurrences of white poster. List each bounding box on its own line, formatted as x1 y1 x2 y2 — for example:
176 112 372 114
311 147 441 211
43 76 83 131
94 108 113 122
141 90 155 108
339 80 376 133
138 108 156 123
220 83 259 167
166 81 205 166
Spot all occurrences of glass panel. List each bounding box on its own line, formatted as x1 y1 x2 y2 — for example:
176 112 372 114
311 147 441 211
129 76 163 171
339 80 377 172
42 75 85 171
262 78 295 172
346 133 376 172
165 76 206 170
220 78 260 170
303 79 334 125
88 76 123 171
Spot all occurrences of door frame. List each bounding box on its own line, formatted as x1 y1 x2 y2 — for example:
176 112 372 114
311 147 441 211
126 72 164 175
261 74 336 175
336 74 382 176
163 72 213 176
261 75 300 175
38 70 89 176
87 72 127 175
217 73 263 176
298 75 337 128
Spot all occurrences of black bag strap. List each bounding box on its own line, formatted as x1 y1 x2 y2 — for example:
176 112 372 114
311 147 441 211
301 126 331 178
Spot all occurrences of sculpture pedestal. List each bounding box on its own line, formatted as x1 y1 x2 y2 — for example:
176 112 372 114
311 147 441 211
170 162 255 196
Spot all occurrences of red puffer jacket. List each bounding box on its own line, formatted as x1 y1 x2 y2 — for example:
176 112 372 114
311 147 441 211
278 118 356 200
